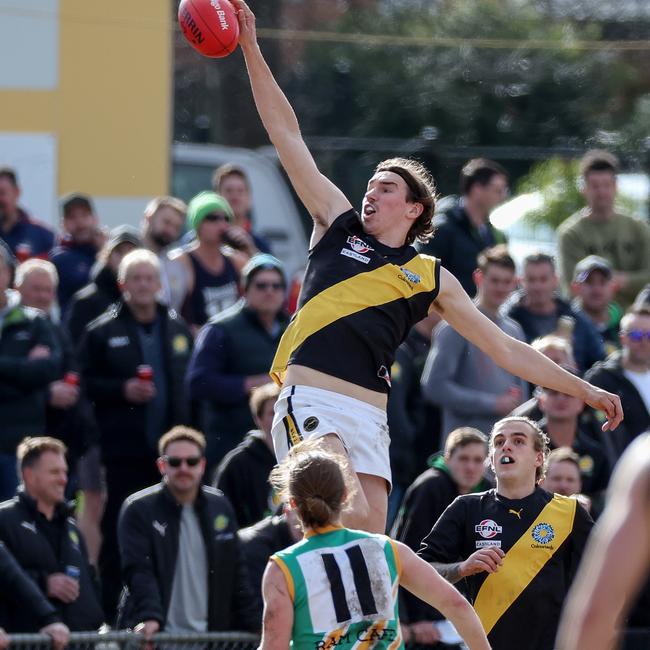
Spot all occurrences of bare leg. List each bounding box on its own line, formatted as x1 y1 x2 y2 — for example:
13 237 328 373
317 434 388 533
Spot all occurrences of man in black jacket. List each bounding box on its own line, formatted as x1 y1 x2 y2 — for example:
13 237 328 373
186 253 289 468
0 541 70 647
79 248 193 617
118 426 257 635
585 307 650 459
213 382 279 529
416 158 508 297
0 246 61 500
65 225 141 341
0 437 104 631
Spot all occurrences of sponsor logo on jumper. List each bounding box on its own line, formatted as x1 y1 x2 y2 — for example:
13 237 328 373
153 520 167 537
509 508 523 519
531 522 555 545
475 519 502 539
399 267 421 284
340 248 370 263
21 521 37 534
346 235 374 254
377 365 391 387
108 336 129 348
210 0 231 31
476 539 502 549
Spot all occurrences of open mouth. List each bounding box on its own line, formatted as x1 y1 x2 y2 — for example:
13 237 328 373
363 204 376 215
500 455 514 465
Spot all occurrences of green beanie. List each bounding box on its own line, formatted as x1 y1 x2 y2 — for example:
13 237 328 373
186 191 234 231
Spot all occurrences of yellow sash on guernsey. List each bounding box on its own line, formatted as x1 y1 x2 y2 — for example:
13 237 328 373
473 494 577 635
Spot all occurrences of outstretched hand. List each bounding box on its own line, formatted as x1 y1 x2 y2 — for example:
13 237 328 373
235 0 257 51
584 386 623 431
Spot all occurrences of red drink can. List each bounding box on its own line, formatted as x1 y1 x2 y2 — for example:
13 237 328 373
137 364 153 381
63 371 80 386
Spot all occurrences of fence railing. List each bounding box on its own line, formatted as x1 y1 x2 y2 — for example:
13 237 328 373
7 631 261 650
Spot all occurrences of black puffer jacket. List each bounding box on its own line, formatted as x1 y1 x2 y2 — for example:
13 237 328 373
0 490 104 631
117 482 258 631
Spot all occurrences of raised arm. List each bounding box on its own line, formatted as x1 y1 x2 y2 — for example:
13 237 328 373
433 267 623 431
236 0 351 235
397 542 491 650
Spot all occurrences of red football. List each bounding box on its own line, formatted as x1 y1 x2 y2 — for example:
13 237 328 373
178 0 240 58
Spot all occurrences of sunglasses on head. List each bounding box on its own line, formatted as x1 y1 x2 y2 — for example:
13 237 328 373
203 213 229 223
625 330 650 342
251 281 284 291
163 455 202 468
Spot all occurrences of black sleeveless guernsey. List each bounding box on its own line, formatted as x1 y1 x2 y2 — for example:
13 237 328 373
270 210 441 393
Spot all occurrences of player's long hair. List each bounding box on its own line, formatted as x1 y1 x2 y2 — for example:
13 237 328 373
270 440 355 530
375 158 437 245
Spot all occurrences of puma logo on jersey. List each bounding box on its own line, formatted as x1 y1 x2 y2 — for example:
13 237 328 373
153 520 167 537
509 508 523 519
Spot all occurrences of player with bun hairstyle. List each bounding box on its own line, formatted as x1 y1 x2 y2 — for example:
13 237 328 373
259 440 491 650
234 0 622 534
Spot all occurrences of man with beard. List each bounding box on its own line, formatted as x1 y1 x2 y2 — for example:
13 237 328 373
0 167 54 261
140 196 188 312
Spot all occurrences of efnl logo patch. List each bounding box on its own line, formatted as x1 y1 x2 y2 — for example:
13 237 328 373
475 519 502 539
214 515 229 532
340 235 374 264
532 523 555 545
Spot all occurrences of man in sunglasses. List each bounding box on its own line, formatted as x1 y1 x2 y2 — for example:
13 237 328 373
117 426 257 636
186 253 290 469
585 306 650 459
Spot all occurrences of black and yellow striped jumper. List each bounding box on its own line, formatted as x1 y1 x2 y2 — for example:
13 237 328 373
270 210 441 393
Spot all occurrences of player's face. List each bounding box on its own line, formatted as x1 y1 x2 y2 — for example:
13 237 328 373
446 442 487 492
538 388 584 420
361 171 419 239
491 421 543 483
159 440 205 494
219 175 251 217
522 261 558 305
575 271 613 312
543 460 582 496
583 170 616 214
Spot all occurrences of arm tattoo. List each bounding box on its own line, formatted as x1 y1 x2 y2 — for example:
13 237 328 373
432 562 463 584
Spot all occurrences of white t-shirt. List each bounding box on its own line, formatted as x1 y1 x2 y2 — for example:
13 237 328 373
624 368 650 415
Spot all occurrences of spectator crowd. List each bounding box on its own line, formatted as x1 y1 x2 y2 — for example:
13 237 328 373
0 150 649 643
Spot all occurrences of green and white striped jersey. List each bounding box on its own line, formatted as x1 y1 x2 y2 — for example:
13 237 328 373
272 526 404 650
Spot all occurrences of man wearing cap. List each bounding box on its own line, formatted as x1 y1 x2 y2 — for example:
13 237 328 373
64 225 141 342
49 193 104 314
175 191 254 331
186 253 289 468
571 255 623 356
0 167 55 261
